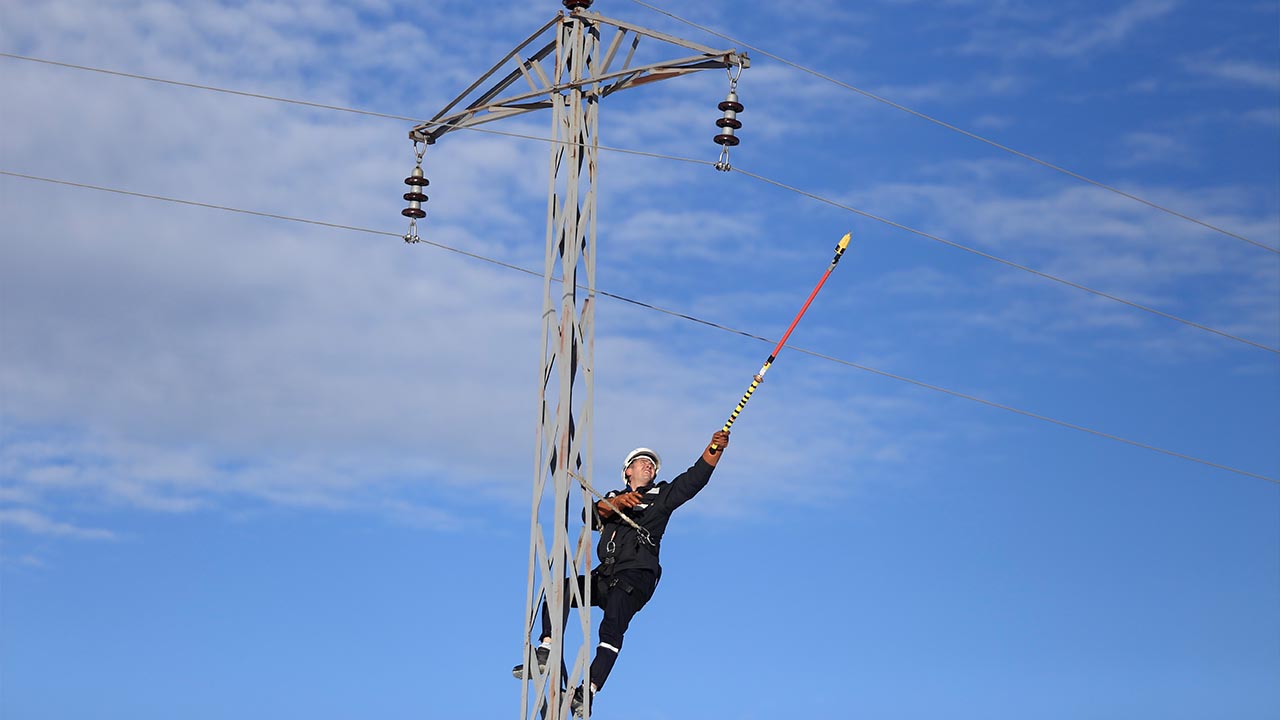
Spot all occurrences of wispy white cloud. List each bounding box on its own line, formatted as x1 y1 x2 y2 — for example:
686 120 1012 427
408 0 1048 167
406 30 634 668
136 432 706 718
840 161 1280 353
866 73 1024 107
1185 57 1280 91
0 508 117 540
1115 131 1196 167
0 553 47 568
1 6 1276 716
1 0 1274 549
0 484 38 504
959 0 1180 59
1240 107 1280 127
606 208 765 261
972 114 1015 131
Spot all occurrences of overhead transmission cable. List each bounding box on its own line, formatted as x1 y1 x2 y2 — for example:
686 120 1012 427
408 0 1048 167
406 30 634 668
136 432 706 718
9 35 1273 258
0 53 709 168
0 52 421 123
3 168 1274 486
730 167 1279 354
626 0 1280 256
2 52 1273 355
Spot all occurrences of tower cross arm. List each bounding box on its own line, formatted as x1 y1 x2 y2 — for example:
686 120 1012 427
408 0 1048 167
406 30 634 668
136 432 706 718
408 10 747 145
410 49 745 143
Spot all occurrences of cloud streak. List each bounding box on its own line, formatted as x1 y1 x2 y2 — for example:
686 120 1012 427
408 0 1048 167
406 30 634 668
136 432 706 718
1 0 1275 550
955 0 1180 59
1185 57 1280 91
0 508 117 541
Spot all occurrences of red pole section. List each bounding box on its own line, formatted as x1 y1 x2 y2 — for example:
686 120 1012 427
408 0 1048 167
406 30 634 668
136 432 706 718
710 232 852 454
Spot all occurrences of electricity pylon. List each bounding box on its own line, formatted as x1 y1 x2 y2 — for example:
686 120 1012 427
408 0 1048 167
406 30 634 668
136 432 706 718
403 3 746 717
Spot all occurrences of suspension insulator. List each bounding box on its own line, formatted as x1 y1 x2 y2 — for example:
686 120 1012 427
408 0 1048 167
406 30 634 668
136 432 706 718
713 90 744 147
402 166 429 219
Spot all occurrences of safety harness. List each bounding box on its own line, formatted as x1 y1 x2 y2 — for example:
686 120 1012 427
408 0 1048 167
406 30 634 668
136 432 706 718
570 471 659 590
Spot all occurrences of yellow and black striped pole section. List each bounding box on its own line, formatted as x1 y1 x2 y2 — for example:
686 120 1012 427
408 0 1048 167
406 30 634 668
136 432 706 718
710 232 852 454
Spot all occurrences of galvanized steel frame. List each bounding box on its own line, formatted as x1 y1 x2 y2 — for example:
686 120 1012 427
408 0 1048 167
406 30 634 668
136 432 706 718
408 6 745 719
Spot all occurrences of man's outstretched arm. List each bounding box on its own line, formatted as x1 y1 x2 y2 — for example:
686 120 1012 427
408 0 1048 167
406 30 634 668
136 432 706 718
660 430 730 513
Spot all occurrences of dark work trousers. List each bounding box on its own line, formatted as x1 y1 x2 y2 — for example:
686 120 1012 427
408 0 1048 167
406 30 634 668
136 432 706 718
538 567 657 690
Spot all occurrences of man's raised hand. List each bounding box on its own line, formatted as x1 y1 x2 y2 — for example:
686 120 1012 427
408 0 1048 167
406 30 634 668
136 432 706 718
704 430 730 464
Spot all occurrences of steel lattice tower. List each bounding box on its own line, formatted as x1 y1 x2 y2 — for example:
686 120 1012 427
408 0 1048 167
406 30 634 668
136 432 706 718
405 4 746 717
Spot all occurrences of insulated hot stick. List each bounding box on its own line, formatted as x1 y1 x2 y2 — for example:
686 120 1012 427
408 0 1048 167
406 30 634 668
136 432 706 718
709 232 853 454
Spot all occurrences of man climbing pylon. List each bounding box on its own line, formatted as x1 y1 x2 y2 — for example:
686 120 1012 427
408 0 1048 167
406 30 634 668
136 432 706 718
513 429 730 717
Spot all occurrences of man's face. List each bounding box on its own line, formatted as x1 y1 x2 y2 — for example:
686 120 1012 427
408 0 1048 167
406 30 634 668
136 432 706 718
626 457 656 487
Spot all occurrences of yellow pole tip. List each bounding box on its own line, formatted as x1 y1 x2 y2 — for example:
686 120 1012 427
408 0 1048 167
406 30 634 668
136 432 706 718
837 232 852 250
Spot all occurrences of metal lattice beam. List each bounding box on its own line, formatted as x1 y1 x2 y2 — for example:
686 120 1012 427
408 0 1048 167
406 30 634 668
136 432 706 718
406 5 746 719
521 14 599 718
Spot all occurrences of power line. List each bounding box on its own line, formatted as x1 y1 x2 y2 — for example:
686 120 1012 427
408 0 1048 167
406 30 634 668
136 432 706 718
0 52 421 123
0 52 714 170
3 52 1274 355
731 167 1279 354
5 52 1276 356
626 0 1280 256
3 168 1274 486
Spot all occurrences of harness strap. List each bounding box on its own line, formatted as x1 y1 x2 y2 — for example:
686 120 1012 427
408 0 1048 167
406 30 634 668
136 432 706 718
599 529 619 577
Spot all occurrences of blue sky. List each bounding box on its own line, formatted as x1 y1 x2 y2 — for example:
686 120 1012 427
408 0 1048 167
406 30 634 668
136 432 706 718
1 1 1277 718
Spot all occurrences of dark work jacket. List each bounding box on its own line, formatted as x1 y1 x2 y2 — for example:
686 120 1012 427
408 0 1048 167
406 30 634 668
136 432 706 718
592 457 716 577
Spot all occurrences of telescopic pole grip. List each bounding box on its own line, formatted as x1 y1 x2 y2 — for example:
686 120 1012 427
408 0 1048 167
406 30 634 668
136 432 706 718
709 373 763 454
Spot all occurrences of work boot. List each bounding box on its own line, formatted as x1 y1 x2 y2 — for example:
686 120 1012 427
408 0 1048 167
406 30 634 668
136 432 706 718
510 645 550 679
570 685 594 718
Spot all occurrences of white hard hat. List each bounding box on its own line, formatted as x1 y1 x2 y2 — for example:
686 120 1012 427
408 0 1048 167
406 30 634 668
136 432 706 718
621 447 661 480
